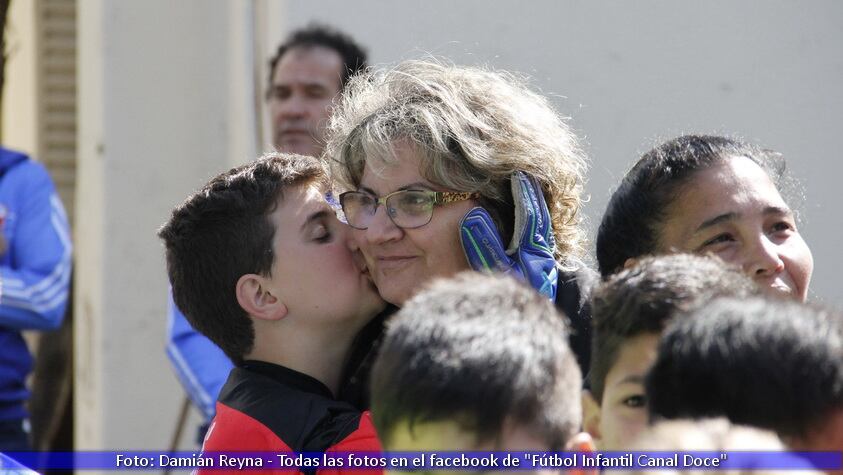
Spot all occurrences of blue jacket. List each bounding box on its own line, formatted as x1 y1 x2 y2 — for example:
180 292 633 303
166 294 233 421
0 147 72 421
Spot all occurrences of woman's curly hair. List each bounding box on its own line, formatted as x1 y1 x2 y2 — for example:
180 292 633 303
324 59 588 267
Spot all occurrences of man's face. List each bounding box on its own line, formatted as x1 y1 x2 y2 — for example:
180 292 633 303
267 45 343 157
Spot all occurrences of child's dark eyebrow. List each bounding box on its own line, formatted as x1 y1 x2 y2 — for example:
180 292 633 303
616 374 646 385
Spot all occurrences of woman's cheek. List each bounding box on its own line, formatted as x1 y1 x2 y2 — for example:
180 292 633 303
788 236 814 300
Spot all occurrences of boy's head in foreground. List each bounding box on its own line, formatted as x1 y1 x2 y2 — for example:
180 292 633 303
646 296 843 451
159 153 383 367
371 272 590 455
584 254 759 449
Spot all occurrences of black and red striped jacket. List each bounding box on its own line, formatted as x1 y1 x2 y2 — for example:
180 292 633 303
199 361 382 475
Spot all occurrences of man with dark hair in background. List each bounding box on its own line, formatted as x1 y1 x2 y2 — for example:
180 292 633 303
266 25 367 157
165 24 369 442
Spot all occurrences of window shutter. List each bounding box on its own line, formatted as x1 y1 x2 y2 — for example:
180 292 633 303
37 0 76 226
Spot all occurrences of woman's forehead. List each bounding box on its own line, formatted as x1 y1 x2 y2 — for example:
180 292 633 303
679 156 783 205
358 143 433 189
359 163 438 194
659 157 787 245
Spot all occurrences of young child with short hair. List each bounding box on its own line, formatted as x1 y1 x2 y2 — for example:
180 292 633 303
646 296 843 452
370 271 594 475
584 253 758 449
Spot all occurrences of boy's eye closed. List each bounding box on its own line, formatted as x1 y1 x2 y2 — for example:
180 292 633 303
312 224 332 243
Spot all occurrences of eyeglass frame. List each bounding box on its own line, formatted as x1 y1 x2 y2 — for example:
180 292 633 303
338 189 480 230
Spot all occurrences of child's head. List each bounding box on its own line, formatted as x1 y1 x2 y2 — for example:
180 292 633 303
585 254 758 449
159 153 383 364
646 296 843 451
371 272 585 452
597 134 813 301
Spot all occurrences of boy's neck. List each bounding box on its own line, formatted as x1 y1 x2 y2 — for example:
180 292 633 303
245 320 360 397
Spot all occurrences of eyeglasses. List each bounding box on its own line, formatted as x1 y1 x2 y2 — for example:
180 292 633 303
339 189 479 230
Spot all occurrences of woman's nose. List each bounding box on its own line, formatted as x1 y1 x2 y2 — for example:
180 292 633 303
364 205 403 244
744 235 785 279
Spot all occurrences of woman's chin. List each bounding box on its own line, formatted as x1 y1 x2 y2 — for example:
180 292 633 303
373 280 410 307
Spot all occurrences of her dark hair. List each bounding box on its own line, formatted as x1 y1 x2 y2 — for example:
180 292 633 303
596 135 785 278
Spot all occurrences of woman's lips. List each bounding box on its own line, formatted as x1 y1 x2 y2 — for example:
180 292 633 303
763 277 795 298
277 130 312 143
375 255 418 271
281 130 309 137
769 283 794 296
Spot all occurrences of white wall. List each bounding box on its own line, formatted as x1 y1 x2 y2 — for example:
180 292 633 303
276 0 843 306
76 0 257 452
2 0 37 152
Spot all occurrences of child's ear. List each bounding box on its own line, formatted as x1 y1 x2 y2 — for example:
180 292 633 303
581 389 602 444
236 274 288 321
565 431 597 475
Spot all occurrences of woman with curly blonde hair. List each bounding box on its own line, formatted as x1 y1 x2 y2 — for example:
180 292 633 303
324 59 594 371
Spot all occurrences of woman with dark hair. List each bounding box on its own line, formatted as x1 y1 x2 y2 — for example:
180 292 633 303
597 135 813 301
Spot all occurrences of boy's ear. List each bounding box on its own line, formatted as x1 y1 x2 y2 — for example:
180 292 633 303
236 274 288 321
565 432 597 475
581 389 602 444
623 257 639 270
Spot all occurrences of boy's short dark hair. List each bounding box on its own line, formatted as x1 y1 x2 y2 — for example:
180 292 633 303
590 254 759 403
370 272 582 450
158 153 327 365
646 296 843 439
267 24 368 93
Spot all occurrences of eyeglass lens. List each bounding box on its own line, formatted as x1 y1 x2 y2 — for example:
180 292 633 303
342 191 435 229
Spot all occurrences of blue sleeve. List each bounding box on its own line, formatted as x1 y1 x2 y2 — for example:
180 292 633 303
0 165 72 330
166 291 234 421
